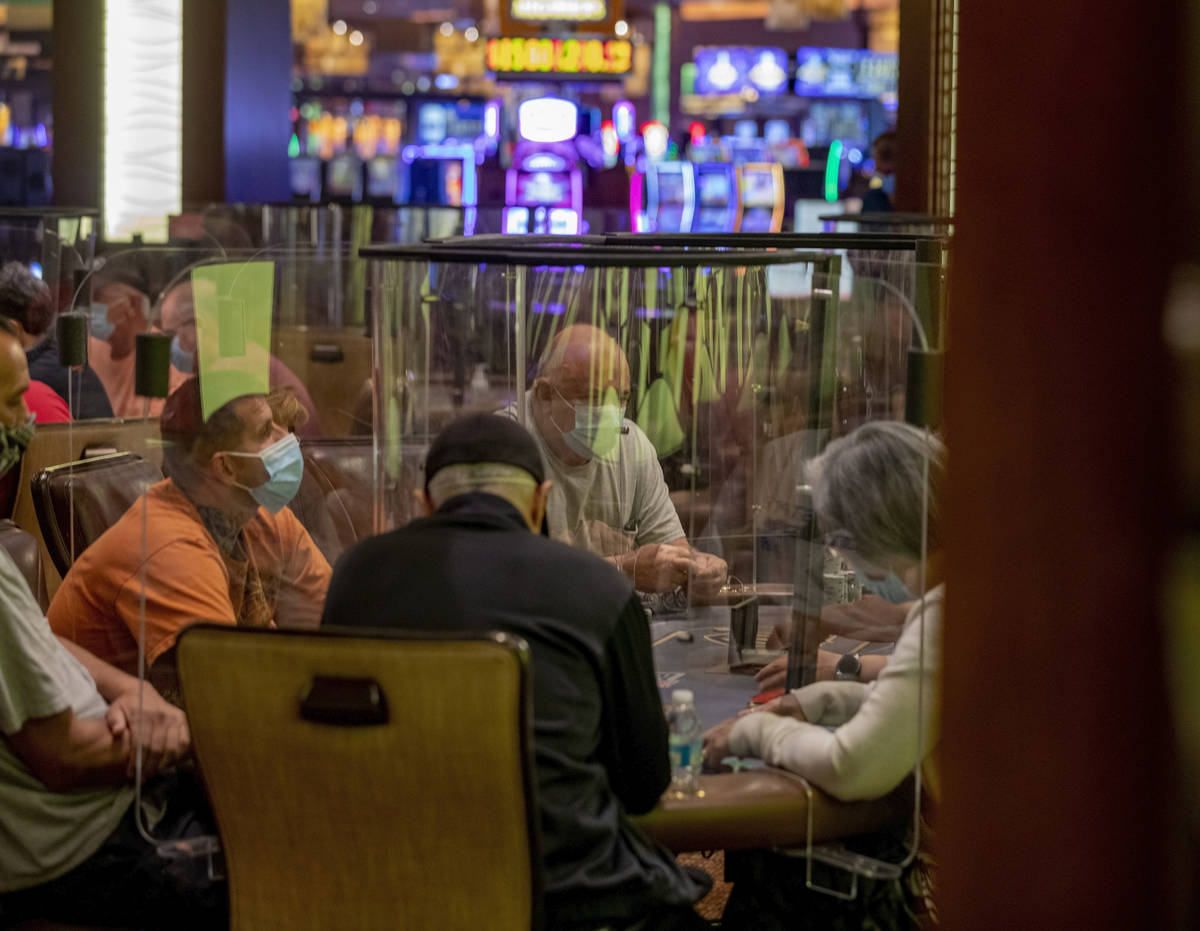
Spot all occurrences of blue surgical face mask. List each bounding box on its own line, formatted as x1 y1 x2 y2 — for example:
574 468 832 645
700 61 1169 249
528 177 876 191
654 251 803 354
89 302 114 341
226 433 304 513
856 569 913 604
554 385 623 460
170 335 194 373
834 545 914 603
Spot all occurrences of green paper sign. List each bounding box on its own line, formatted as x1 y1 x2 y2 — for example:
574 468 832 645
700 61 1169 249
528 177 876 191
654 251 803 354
192 262 274 421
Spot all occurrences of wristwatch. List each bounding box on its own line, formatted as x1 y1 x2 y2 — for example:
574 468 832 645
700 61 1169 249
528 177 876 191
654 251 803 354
834 652 863 681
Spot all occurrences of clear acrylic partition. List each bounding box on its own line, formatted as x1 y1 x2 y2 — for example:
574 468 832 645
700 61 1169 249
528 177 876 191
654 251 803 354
185 202 469 250
39 244 374 870
0 210 97 310
365 235 944 897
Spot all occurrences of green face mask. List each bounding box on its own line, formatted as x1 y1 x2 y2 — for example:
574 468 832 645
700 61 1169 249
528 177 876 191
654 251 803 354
0 413 35 478
553 385 624 461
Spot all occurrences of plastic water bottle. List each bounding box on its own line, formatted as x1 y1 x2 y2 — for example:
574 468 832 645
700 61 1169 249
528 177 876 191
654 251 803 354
667 689 702 795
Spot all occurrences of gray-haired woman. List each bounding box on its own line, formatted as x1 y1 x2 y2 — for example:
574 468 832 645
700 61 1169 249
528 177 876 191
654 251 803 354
705 420 945 929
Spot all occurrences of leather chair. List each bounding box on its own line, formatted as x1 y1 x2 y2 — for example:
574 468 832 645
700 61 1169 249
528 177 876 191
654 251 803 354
296 438 375 553
298 438 427 548
31 452 164 577
176 625 542 931
0 519 47 609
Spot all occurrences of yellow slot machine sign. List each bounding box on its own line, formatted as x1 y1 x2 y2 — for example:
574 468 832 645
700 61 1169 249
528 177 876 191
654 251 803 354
486 37 633 77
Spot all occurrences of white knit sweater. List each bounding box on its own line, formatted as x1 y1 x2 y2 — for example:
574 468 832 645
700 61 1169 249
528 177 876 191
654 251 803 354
728 584 944 802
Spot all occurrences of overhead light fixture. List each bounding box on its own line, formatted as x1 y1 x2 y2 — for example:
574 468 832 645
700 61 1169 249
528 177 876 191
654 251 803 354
615 19 628 36
332 18 348 35
464 25 479 41
349 29 365 46
439 21 454 36
363 0 378 12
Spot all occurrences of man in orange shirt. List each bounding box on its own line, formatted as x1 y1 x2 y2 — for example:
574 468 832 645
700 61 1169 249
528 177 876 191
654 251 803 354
49 377 331 699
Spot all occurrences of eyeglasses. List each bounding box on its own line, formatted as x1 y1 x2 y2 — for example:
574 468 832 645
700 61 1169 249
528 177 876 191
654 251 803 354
551 383 631 410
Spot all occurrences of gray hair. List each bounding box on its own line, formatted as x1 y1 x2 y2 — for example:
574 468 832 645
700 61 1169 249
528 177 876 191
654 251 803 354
807 420 945 563
427 462 537 512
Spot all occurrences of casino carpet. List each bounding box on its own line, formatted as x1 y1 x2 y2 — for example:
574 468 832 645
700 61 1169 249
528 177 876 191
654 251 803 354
679 850 732 921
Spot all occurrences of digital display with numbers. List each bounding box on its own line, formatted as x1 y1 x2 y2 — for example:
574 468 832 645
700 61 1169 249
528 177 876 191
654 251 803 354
486 37 633 77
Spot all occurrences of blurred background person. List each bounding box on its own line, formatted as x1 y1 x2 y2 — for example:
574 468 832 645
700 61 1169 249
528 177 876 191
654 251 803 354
0 261 112 420
861 130 897 214
88 262 187 418
158 278 321 437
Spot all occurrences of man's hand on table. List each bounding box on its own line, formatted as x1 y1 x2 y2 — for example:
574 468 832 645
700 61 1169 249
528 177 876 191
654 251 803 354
620 543 696 591
105 682 190 780
685 550 728 602
702 718 738 771
617 544 728 595
753 650 842 691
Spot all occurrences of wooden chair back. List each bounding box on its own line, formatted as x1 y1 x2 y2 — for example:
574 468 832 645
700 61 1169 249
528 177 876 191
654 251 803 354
177 625 541 931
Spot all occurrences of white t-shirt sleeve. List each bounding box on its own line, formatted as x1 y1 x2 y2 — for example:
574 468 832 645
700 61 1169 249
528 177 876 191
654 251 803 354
0 551 81 735
728 590 943 801
628 423 685 545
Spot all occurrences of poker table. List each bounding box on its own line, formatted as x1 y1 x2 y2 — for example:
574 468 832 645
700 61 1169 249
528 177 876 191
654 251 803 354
649 604 783 726
635 602 908 852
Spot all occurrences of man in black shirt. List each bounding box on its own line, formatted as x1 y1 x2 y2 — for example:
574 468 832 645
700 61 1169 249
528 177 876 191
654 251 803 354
321 414 708 930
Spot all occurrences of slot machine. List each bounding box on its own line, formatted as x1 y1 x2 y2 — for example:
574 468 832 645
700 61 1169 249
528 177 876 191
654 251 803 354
324 152 363 202
645 162 695 233
364 155 400 204
289 156 322 202
503 97 582 235
692 162 738 233
735 163 785 232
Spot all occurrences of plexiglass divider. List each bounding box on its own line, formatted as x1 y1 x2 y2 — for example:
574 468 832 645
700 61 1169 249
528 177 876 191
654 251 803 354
22 229 943 896
30 243 383 873
0 211 97 312
363 234 944 900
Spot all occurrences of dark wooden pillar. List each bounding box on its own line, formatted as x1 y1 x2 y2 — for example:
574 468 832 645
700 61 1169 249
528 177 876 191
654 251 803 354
894 0 933 212
52 0 291 213
940 1 1181 928
51 0 102 207
181 0 227 205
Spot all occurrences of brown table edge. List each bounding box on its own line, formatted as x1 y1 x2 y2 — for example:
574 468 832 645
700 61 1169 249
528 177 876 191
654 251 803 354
631 768 914 853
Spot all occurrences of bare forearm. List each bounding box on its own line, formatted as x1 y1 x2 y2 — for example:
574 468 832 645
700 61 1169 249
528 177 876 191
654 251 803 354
55 719 132 789
57 636 138 702
9 711 132 792
860 655 887 681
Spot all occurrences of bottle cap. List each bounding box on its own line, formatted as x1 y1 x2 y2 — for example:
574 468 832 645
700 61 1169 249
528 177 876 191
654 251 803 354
671 689 694 704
